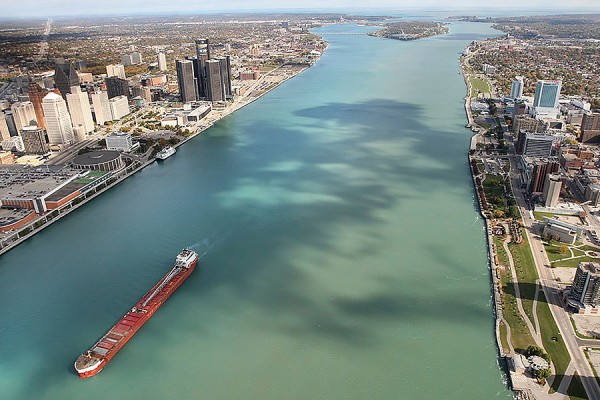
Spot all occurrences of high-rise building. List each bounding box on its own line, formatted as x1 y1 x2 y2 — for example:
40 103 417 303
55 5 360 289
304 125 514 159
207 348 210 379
581 113 600 144
106 64 126 80
195 39 210 61
121 54 134 67
510 76 524 100
54 62 79 99
569 263 600 307
533 80 561 117
131 85 152 103
28 82 48 129
74 60 87 70
542 174 562 207
217 56 233 99
517 131 556 158
195 39 210 97
42 92 74 145
0 112 11 141
176 59 197 103
105 77 129 99
131 52 143 64
108 95 130 120
157 52 167 72
4 111 17 136
66 86 94 134
185 56 201 99
530 159 560 193
11 101 37 132
20 126 49 154
91 91 112 126
513 115 547 134
205 59 224 102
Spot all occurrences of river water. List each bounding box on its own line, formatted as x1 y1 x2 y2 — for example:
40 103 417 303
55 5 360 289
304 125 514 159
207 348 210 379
0 21 511 399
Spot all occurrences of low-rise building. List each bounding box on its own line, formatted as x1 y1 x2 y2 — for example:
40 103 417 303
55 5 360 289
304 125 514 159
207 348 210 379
105 133 138 152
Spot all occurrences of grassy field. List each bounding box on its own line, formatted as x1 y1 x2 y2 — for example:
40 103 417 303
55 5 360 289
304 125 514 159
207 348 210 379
554 256 600 268
470 76 491 95
537 292 571 393
508 228 539 325
567 372 588 400
493 236 510 266
499 267 536 352
534 211 557 221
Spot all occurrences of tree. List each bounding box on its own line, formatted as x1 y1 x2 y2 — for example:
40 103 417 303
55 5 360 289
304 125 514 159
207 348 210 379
559 243 569 255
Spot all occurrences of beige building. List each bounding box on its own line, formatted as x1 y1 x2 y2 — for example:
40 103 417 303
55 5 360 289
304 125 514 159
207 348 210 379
66 86 94 134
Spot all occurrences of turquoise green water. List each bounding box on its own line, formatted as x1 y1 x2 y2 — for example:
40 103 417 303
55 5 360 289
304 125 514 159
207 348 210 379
0 22 511 399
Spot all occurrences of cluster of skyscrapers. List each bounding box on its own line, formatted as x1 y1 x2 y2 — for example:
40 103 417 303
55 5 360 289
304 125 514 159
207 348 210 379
176 39 233 103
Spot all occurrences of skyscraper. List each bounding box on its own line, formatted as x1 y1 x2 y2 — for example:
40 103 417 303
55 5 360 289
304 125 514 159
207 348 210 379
42 92 74 145
0 112 11 141
176 59 197 103
20 126 49 154
91 91 112 126
121 54 134 67
108 95 130 120
569 263 600 307
106 64 126 80
11 101 37 132
205 59 224 102
105 77 130 99
581 113 600 144
54 62 79 99
510 76 524 100
530 159 560 193
195 39 210 97
157 52 167 72
542 173 562 207
131 52 143 64
533 80 561 109
217 56 233 99
66 86 94 134
185 56 201 99
28 82 48 129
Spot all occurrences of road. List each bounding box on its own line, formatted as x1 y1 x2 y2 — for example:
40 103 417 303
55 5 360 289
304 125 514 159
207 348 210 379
509 154 600 400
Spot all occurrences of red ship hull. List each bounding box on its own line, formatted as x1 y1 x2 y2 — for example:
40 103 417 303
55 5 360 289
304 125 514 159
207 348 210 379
75 252 198 378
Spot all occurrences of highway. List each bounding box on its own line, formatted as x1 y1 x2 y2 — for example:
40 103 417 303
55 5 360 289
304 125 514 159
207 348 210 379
508 154 600 399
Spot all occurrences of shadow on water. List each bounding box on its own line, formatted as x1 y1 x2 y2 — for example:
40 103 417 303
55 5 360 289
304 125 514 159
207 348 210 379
8 98 494 398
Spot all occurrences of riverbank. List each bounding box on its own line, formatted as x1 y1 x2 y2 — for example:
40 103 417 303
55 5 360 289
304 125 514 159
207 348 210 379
0 57 323 257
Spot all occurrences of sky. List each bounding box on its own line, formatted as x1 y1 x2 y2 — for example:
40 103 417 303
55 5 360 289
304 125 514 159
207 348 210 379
4 0 600 18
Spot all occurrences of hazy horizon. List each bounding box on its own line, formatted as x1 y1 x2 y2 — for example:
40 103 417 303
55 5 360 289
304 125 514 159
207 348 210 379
3 1 600 19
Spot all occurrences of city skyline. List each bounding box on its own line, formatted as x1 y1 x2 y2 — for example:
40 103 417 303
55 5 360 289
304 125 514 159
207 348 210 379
3 1 600 18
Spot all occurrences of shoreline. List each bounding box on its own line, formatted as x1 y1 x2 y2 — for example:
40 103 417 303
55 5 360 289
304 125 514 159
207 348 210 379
0 53 325 257
461 52 514 391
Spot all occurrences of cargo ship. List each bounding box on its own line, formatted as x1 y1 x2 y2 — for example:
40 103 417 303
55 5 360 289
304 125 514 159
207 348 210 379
74 249 199 378
156 146 176 160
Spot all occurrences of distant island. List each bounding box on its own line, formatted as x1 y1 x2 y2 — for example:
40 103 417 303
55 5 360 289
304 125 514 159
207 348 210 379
368 21 449 41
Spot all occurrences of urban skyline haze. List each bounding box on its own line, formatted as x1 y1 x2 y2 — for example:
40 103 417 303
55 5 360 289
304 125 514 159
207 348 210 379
4 0 600 18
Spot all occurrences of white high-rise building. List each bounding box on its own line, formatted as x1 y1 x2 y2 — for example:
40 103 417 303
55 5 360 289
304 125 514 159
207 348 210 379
157 52 167 72
106 64 126 80
66 86 94 134
532 80 562 117
0 112 11 141
11 101 37 132
108 95 130 120
510 76 524 100
42 92 74 145
91 91 112 126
